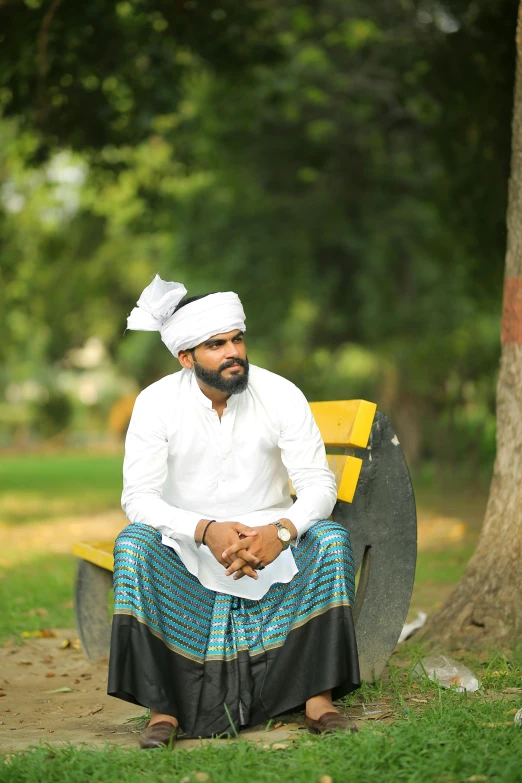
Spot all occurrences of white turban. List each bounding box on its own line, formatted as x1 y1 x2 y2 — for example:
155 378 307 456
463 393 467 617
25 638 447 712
126 275 246 357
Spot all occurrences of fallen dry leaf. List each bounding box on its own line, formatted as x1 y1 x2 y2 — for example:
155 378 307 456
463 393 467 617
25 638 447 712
45 673 55 678
21 629 56 639
192 774 210 783
0 691 6 697
42 687 73 694
25 608 48 617
17 661 32 666
59 640 71 649
42 656 53 664
78 704 104 718
271 743 289 750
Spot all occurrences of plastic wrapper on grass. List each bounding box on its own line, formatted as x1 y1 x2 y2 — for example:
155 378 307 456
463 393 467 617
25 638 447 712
413 655 480 692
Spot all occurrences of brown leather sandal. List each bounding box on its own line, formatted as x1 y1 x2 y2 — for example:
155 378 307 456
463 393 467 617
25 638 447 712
305 712 359 735
138 720 179 749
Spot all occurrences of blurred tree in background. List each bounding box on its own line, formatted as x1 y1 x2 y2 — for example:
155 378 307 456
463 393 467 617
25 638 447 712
0 0 517 469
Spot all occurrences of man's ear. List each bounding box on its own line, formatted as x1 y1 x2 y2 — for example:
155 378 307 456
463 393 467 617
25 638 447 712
178 350 194 370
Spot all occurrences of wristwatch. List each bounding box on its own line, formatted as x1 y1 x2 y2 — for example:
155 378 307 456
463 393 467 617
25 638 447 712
270 521 292 550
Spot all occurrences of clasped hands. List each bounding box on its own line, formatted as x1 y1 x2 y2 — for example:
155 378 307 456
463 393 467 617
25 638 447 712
195 520 290 580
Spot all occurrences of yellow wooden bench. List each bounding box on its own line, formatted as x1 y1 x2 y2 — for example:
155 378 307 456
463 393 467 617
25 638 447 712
73 399 417 680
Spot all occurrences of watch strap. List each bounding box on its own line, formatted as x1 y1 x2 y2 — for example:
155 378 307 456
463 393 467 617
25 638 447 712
270 521 291 550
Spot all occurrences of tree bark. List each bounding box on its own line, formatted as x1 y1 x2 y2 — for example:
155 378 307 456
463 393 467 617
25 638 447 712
423 2 522 648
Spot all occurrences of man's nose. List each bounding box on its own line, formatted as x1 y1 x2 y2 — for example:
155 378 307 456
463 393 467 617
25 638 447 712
225 341 240 358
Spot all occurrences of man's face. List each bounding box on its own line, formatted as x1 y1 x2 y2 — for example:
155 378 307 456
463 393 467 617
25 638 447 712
181 329 249 394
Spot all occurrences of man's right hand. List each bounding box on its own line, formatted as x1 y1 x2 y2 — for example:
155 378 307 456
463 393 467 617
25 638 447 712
196 520 260 580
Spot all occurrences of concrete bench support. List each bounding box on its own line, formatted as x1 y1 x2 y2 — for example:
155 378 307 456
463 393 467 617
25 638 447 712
336 412 417 680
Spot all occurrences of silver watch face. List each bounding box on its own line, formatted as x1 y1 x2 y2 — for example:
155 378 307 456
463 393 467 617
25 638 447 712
278 526 292 543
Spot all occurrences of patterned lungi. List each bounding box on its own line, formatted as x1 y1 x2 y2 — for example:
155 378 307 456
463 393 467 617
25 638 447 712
107 519 360 737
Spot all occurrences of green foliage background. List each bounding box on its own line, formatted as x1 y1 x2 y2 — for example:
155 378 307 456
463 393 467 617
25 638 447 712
0 0 517 469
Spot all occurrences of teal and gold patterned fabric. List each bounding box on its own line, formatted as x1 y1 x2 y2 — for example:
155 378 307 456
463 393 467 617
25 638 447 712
108 520 360 737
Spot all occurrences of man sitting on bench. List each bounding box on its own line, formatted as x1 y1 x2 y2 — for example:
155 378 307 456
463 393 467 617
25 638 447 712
108 275 360 747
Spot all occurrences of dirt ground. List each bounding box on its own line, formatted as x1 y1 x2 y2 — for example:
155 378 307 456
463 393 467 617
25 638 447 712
0 506 470 753
0 630 320 752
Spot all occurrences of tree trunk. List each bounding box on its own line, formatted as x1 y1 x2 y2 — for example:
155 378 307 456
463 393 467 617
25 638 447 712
423 3 522 649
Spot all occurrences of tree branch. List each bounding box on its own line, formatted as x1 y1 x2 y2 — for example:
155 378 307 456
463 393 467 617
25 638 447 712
37 0 65 124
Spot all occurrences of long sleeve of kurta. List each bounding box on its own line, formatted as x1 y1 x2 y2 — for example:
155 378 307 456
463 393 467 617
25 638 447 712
121 392 202 548
277 386 338 538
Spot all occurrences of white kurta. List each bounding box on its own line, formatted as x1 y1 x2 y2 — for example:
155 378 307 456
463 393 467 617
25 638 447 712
121 365 337 599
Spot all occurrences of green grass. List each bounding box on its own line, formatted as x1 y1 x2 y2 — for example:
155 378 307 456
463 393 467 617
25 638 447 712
1 454 520 780
0 454 122 523
415 549 476 585
0 554 76 640
2 656 522 782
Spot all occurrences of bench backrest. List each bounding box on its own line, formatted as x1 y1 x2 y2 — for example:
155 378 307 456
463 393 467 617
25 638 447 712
290 399 377 503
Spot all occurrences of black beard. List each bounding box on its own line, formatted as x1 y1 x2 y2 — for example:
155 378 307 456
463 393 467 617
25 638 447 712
193 357 250 394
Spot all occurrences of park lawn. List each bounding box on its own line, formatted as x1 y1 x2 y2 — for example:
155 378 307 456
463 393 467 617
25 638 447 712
1 454 520 781
0 453 123 524
0 554 77 642
1 653 522 783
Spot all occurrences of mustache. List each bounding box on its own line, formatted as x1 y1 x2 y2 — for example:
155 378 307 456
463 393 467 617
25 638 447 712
219 358 248 372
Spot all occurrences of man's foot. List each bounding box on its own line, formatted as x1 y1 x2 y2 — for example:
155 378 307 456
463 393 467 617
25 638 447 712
305 712 359 735
138 721 179 749
139 710 179 749
305 690 358 735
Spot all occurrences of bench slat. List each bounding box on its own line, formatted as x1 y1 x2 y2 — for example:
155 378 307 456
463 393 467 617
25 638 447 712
289 454 362 504
73 541 114 572
309 400 376 448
